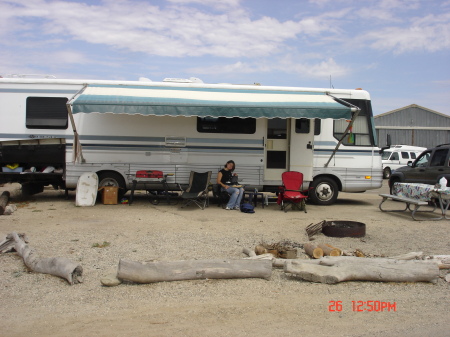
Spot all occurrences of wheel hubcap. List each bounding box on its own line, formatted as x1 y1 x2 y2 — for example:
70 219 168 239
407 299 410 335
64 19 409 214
316 183 333 201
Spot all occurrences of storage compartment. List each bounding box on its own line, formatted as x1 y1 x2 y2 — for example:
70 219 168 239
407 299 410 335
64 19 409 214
136 170 163 179
99 186 119 205
0 139 66 188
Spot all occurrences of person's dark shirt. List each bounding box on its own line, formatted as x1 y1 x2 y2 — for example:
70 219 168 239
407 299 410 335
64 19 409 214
219 168 233 185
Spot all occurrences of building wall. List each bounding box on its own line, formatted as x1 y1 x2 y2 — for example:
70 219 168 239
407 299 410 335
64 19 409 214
375 105 450 149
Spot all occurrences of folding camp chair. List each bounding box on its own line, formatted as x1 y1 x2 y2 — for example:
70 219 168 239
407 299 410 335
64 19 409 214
179 171 212 209
277 171 309 213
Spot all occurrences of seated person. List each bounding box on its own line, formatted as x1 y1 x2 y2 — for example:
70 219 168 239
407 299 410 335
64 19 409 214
217 160 244 210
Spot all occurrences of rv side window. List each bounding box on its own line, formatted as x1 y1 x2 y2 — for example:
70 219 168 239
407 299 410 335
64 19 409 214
333 115 371 146
314 118 321 135
295 118 310 134
332 99 375 146
401 152 409 159
196 117 256 134
26 97 68 129
410 152 417 159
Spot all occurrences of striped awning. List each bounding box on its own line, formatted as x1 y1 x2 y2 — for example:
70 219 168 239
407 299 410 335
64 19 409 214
70 84 356 119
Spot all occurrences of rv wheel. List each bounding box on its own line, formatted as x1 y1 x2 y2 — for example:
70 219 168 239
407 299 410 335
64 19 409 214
98 172 127 197
309 177 338 205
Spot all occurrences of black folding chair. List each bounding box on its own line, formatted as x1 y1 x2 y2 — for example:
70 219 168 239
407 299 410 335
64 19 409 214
179 171 212 209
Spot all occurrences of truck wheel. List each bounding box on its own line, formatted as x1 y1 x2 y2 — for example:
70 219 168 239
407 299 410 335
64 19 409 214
309 177 338 205
98 172 127 198
383 167 391 179
389 177 400 195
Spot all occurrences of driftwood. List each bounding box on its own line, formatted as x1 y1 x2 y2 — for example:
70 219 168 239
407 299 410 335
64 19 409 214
284 256 440 284
423 255 450 269
0 233 27 253
0 191 10 215
8 232 83 285
117 259 272 284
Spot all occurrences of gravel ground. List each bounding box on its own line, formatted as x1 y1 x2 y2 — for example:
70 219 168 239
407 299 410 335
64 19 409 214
0 182 449 337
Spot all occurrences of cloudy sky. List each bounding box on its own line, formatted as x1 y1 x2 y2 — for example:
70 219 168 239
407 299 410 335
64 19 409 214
1 0 449 115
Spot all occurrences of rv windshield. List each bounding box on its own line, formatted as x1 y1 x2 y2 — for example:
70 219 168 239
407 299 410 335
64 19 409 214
382 151 392 160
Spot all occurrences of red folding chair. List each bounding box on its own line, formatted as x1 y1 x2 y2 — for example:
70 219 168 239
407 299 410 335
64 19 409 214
277 171 309 213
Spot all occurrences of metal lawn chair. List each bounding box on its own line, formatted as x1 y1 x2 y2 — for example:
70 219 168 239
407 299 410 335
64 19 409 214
179 171 212 209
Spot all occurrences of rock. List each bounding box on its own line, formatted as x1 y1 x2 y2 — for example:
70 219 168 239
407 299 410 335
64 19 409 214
100 274 122 287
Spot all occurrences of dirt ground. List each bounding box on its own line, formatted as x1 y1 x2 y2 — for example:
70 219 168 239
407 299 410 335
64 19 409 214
1 181 449 337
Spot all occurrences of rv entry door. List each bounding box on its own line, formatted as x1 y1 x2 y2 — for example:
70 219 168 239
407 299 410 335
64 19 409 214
264 118 289 181
289 118 314 181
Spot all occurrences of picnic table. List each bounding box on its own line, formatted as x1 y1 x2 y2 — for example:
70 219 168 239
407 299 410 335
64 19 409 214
379 182 450 220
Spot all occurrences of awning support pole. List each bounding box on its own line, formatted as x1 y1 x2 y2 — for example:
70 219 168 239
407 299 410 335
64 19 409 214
324 95 360 168
66 85 87 163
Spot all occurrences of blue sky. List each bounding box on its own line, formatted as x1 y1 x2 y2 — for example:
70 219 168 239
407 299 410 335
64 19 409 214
1 0 449 115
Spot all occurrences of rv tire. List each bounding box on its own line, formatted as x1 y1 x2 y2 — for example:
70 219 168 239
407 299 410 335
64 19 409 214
98 172 127 198
309 177 338 205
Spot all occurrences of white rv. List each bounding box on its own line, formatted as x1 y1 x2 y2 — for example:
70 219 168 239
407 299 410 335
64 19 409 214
381 145 427 178
0 76 382 205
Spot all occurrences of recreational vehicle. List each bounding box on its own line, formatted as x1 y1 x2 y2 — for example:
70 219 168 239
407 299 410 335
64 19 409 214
0 76 382 205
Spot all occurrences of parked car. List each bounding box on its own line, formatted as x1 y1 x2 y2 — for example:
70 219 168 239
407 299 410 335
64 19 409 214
388 144 450 194
381 145 427 179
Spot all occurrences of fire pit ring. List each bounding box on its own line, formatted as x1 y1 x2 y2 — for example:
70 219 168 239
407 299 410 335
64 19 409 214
322 221 366 238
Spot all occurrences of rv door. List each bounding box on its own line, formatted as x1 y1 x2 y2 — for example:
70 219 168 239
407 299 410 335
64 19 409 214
289 118 314 181
264 118 289 181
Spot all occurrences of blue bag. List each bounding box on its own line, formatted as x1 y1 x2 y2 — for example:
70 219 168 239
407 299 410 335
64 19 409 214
240 203 255 213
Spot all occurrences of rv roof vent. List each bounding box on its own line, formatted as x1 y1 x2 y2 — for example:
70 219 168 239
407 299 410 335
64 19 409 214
5 74 57 79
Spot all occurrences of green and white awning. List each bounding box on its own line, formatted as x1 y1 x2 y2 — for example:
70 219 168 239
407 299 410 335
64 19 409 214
70 84 356 119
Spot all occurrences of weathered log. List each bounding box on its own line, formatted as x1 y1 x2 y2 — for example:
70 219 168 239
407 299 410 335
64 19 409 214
388 251 423 260
0 191 10 215
10 232 83 285
317 243 342 256
284 256 440 284
303 242 324 259
117 259 272 283
423 255 450 269
0 233 27 253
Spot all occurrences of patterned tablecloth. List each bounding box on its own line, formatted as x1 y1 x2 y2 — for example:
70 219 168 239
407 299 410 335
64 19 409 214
393 183 450 201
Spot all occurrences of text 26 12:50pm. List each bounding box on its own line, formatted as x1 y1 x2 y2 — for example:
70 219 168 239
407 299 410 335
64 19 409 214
328 301 397 312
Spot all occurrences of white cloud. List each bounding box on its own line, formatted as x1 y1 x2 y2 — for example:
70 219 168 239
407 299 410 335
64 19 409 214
0 0 349 58
364 13 450 53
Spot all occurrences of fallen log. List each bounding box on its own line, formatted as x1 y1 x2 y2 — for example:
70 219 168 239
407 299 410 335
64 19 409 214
303 242 324 259
10 232 83 285
0 233 27 253
317 243 342 256
117 259 272 283
284 256 440 284
0 191 10 215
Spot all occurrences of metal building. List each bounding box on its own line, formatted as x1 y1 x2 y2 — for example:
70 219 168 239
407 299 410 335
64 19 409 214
374 104 450 149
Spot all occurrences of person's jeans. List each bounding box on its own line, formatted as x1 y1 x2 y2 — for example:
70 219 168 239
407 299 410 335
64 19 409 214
223 186 244 208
